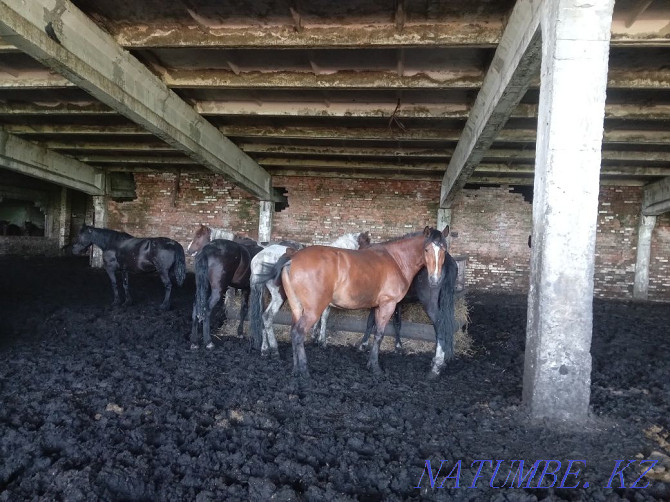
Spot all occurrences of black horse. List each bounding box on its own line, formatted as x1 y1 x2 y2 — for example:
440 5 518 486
359 235 459 378
72 225 186 310
191 239 263 350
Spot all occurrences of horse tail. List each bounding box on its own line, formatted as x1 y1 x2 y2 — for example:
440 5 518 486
173 242 187 286
255 253 292 286
436 254 459 360
195 252 210 321
249 280 265 351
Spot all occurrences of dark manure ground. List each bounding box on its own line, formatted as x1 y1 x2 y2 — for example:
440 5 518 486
0 255 669 501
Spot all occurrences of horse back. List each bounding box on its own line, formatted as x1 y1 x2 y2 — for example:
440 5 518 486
289 246 410 309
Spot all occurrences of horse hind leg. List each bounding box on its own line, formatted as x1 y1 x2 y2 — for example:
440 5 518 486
261 283 283 358
190 302 201 350
237 289 250 338
392 304 403 351
203 285 223 350
121 271 132 306
316 306 332 348
291 313 319 380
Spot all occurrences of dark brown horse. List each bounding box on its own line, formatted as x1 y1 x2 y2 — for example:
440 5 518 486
186 224 258 256
72 225 186 310
190 237 263 350
261 227 449 379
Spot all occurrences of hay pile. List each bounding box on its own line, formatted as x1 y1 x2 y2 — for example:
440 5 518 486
214 290 473 356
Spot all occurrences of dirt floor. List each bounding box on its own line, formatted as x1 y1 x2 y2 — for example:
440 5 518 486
0 255 669 502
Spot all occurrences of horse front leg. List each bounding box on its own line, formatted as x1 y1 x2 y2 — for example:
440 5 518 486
367 303 396 376
358 309 376 351
105 267 121 306
427 300 456 380
237 289 250 338
158 267 172 310
316 306 331 347
121 271 132 306
203 286 222 350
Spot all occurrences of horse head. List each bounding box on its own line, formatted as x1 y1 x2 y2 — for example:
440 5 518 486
357 231 371 249
187 224 212 256
72 224 94 254
423 225 450 287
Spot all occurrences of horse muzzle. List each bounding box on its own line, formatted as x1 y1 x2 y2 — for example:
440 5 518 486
428 272 441 287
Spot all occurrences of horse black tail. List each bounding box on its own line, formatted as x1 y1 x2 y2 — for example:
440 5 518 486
436 254 459 360
173 242 187 286
249 280 265 351
195 252 210 321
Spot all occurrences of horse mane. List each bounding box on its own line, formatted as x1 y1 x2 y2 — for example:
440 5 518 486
369 230 424 247
86 226 134 249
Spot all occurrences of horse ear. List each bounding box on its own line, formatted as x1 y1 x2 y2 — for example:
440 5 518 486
423 226 431 236
442 225 450 237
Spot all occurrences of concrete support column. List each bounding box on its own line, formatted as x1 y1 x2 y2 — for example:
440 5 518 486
91 195 108 268
523 0 615 421
633 214 656 300
57 187 70 250
258 200 273 245
437 207 452 232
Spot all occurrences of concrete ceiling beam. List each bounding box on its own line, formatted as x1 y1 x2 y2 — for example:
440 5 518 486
0 129 104 194
440 0 543 207
0 0 279 201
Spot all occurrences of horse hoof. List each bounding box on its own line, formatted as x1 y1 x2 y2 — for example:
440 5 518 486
260 350 269 358
357 344 368 352
159 304 170 311
427 369 441 381
367 362 383 376
190 343 199 350
205 342 214 350
271 350 280 359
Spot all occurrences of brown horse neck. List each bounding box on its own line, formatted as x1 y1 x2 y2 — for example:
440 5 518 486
381 233 426 281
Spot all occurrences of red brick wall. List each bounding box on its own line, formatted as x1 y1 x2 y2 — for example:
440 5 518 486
271 176 439 244
106 172 669 302
448 186 533 293
593 186 640 298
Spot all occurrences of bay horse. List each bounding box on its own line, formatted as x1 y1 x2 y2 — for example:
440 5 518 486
359 231 459 378
248 231 371 357
259 227 449 379
190 239 263 350
71 225 186 310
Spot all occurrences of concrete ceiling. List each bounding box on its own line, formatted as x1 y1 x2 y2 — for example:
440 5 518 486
0 0 669 198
